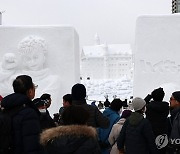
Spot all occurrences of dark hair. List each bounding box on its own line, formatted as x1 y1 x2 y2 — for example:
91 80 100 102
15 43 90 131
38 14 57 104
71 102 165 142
110 99 123 112
13 75 34 94
62 105 89 125
40 93 51 100
63 94 72 105
172 91 180 102
71 83 86 101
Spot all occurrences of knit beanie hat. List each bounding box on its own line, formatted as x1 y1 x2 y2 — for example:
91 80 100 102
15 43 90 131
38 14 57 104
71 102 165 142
132 97 146 111
172 91 180 102
151 87 165 101
121 110 132 119
71 83 86 101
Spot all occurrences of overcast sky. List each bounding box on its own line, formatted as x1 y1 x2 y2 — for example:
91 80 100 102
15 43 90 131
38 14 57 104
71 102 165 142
0 0 171 49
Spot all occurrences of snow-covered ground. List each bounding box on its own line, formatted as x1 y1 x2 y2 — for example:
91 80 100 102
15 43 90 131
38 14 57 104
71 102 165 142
81 76 133 104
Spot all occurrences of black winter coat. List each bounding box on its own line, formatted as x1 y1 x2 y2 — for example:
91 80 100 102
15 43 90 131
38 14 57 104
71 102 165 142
117 112 158 154
1 93 42 154
145 95 169 136
40 125 101 154
72 100 109 128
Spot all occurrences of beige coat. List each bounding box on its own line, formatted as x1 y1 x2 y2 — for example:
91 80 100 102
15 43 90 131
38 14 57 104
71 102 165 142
108 118 126 154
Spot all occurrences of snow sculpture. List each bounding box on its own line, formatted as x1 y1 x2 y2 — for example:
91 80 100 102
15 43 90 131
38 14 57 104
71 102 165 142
0 26 80 114
0 53 19 96
134 14 180 101
18 35 61 106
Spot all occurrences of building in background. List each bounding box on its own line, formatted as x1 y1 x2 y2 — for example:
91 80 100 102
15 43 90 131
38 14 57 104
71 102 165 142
81 34 133 80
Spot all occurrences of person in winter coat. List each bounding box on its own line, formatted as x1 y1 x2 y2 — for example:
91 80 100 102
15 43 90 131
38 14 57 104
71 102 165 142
117 97 158 154
108 110 132 154
145 87 169 154
71 83 109 128
33 98 56 131
40 105 101 154
1 75 42 154
98 98 123 154
167 91 180 153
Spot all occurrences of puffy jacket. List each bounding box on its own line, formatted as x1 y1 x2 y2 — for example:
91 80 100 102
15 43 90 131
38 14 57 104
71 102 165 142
1 93 42 154
40 125 101 154
98 108 120 143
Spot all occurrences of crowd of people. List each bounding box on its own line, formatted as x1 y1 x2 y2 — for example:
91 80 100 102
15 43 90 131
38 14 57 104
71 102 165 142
0 75 180 154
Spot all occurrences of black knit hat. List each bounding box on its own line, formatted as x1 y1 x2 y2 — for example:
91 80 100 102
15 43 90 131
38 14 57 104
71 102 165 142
71 83 86 101
151 87 165 101
172 91 180 102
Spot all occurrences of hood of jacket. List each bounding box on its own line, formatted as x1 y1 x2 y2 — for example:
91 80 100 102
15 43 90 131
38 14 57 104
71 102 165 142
1 93 32 109
40 125 97 146
128 112 144 126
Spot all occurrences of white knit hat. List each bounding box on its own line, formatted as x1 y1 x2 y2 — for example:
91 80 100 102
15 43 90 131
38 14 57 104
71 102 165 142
132 97 146 111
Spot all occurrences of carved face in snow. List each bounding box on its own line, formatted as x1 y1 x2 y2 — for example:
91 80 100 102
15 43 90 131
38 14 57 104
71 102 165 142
18 35 47 71
22 51 45 71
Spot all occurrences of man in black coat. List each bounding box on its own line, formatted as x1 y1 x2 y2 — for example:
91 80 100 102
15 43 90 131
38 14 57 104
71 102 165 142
1 75 43 154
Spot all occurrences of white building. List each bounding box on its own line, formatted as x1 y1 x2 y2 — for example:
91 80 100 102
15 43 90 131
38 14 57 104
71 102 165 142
81 35 133 80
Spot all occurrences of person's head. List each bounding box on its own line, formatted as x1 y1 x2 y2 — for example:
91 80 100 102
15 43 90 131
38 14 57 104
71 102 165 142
62 105 89 125
151 87 165 101
132 97 146 113
63 94 72 107
18 35 47 71
110 99 123 112
71 83 86 102
170 91 180 109
121 110 132 119
104 99 110 108
2 53 18 70
40 93 51 108
13 75 37 100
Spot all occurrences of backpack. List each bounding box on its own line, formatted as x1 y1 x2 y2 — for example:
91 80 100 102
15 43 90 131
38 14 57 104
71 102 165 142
0 105 24 154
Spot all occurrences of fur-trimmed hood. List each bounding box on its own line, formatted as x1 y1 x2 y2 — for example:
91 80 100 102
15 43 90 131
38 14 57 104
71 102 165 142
40 125 97 145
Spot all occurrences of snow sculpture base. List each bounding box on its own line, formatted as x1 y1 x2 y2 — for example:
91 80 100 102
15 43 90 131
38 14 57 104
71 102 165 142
134 14 180 101
0 25 80 114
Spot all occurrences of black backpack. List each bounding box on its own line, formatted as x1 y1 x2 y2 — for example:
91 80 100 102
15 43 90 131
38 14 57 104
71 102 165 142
0 106 24 154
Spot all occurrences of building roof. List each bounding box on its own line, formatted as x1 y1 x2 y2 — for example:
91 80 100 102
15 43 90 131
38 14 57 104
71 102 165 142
82 43 132 58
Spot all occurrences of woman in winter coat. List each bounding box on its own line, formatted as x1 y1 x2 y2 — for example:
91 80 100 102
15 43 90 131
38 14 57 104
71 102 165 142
108 110 132 154
40 105 101 154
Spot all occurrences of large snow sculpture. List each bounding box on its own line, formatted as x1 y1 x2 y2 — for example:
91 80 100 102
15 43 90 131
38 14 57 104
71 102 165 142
0 26 80 114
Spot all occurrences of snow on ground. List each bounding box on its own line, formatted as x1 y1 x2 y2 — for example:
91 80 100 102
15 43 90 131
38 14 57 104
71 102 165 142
81 76 133 104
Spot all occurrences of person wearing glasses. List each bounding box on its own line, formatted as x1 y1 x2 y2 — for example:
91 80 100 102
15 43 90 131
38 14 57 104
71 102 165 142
1 75 43 154
167 91 180 153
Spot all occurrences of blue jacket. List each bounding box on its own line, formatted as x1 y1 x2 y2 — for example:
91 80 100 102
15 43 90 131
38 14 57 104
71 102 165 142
98 108 120 144
1 93 42 154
